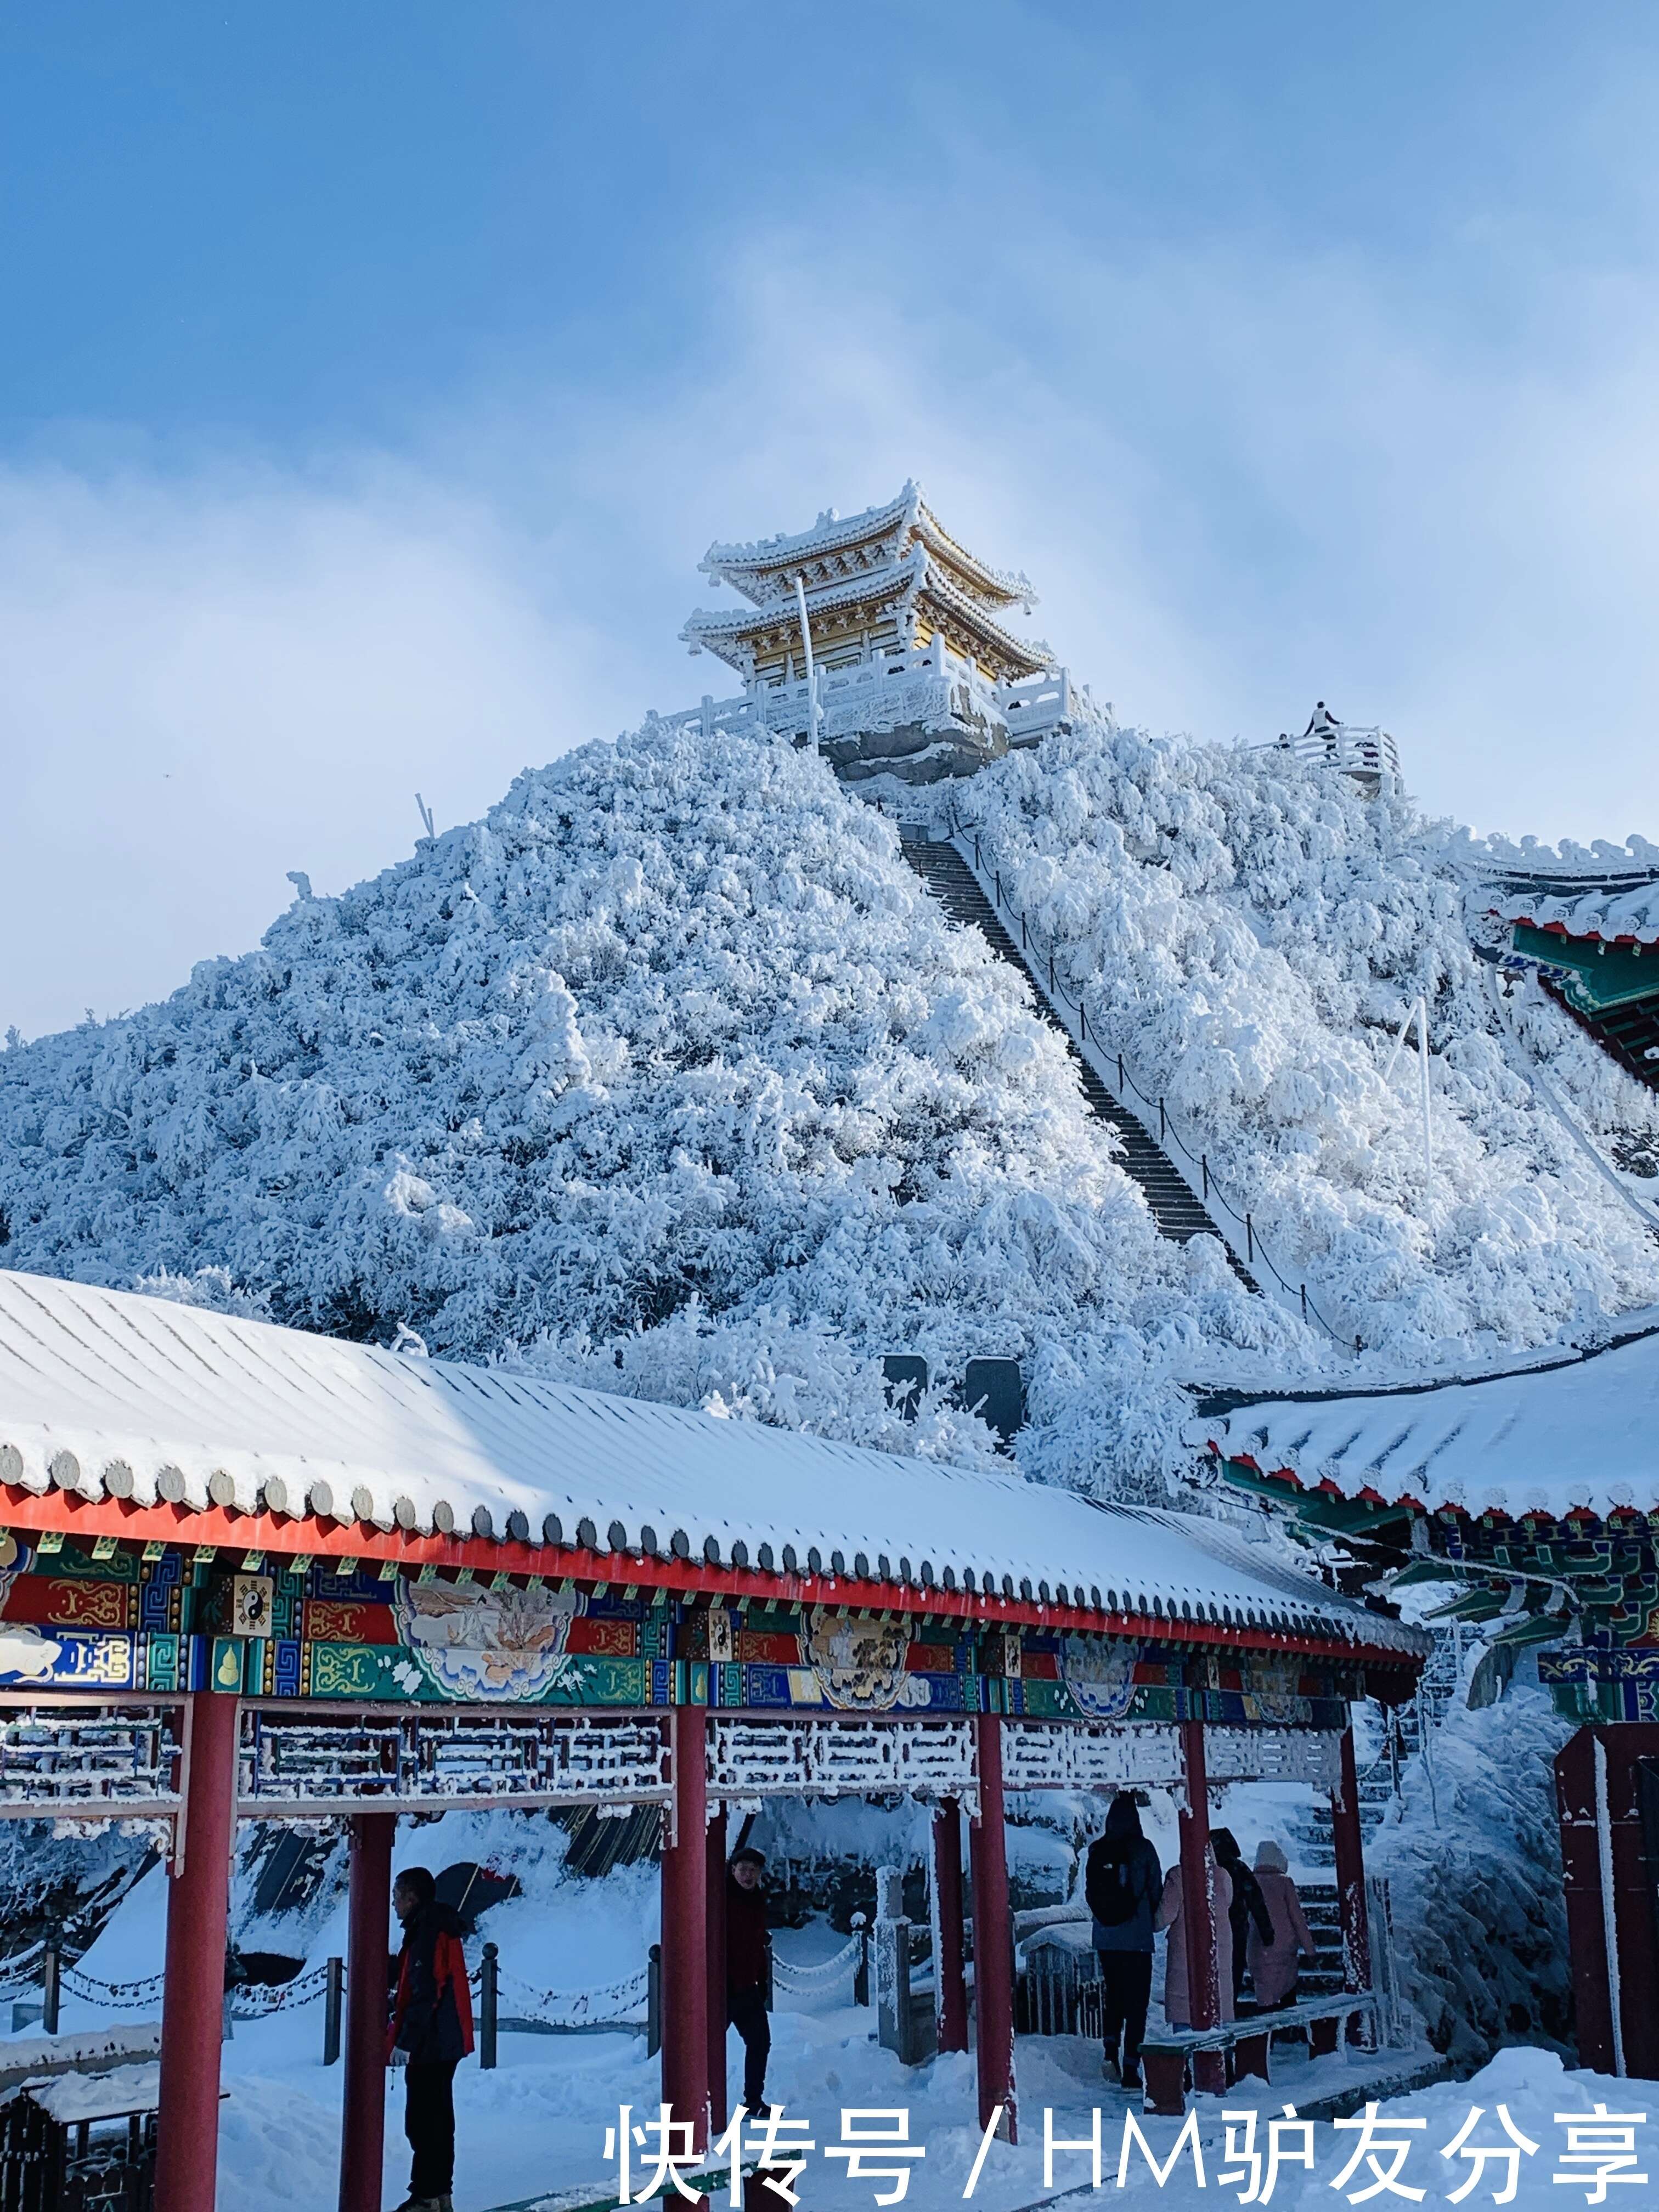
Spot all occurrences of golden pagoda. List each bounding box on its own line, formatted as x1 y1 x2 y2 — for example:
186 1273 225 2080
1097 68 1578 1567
680 484 1070 787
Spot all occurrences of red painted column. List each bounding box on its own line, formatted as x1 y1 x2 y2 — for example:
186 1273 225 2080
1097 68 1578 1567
933 1798 969 2053
339 1812 395 2212
706 1804 729 2132
156 1691 240 2212
1177 1718 1223 2094
662 1706 711 2151
969 1716 1017 2143
1331 1726 1374 2045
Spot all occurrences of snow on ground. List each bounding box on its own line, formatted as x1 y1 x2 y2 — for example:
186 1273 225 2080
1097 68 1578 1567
952 719 1659 1369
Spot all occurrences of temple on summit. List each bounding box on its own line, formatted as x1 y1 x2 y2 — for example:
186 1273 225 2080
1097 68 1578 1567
680 482 1080 786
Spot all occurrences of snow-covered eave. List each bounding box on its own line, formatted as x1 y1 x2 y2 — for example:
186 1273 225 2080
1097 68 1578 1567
1194 1321 1659 1526
681 552 1047 679
698 484 1035 612
681 552 925 648
0 1269 1426 1667
1494 890 1659 949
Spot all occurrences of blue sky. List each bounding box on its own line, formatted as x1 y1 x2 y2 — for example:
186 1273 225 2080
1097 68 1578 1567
5 2 1659 1036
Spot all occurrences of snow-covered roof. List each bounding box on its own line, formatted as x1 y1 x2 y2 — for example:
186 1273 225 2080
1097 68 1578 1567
683 543 1047 681
697 483 1036 612
1198 1325 1659 1522
1496 884 1659 947
0 1269 1423 1657
1446 827 1659 893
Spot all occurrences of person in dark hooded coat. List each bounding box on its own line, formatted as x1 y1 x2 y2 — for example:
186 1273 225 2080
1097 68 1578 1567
1084 1792 1162 2087
1211 1828 1274 2005
387 1865 475 2212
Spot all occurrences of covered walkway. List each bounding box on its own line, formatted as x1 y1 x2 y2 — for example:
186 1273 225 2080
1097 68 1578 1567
0 1268 1428 2208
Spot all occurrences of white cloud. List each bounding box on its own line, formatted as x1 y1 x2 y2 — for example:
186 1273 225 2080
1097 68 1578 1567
6 197 1659 1035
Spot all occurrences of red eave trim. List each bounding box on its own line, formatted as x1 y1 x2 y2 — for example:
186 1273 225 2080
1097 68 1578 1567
0 1486 1418 1672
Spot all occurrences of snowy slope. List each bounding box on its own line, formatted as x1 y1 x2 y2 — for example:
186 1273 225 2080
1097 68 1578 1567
0 720 1302 1498
951 717 1659 1367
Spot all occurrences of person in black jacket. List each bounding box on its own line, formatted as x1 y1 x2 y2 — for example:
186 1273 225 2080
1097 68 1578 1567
388 1866 475 2212
1210 1829 1273 2005
1084 1793 1162 2089
726 1847 772 2114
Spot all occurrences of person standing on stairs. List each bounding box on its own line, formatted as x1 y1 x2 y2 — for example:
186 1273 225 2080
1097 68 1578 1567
1085 1792 1162 2089
1211 1828 1273 2006
1246 1840 1318 2008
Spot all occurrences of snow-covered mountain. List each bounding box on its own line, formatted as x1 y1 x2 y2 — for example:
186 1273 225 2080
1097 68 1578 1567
3 706 1656 1491
0 719 1300 1496
954 716 1659 1365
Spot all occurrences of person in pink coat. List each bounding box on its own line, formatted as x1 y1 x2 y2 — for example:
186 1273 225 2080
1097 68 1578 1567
1153 1851 1234 2027
1246 1839 1317 2007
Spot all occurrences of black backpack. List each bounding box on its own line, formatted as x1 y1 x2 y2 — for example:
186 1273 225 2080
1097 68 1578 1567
1086 1842 1144 1928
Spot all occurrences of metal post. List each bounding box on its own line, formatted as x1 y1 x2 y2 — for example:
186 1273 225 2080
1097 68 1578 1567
793 575 820 751
1079 1001 1087 1044
323 1956 343 2067
933 1799 969 2053
1332 1728 1375 2047
851 1914 870 2008
661 1706 710 2151
1159 1098 1166 1142
41 1929 60 2038
1300 1284 1308 1322
156 1691 240 2212
338 1810 394 2212
1178 1718 1223 2094
647 1944 663 2058
969 1714 1017 2143
1201 1155 1209 1200
479 1941 499 2070
1246 1212 1255 1263
705 1805 728 2135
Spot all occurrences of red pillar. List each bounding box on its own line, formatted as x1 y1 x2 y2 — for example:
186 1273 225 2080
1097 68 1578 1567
662 1706 710 2151
1331 1726 1374 2044
969 1716 1017 2143
156 1691 240 2212
338 1812 394 2212
933 1798 969 2053
1177 1718 1223 2093
706 1804 729 2132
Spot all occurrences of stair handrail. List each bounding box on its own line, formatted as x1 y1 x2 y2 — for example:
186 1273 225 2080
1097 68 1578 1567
935 812 1353 1349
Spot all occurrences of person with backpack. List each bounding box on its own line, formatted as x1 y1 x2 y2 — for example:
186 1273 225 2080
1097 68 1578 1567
1084 1792 1163 2088
1210 1828 1274 2005
387 1864 475 2212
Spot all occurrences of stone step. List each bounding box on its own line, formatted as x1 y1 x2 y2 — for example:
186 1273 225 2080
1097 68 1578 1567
905 840 1260 1286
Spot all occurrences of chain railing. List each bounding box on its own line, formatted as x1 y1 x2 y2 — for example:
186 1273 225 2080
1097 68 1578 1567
769 1931 864 1995
938 816 1355 1350
230 1963 331 2018
59 1964 166 2011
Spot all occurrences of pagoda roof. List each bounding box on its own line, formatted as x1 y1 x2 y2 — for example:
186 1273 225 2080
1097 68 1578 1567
1496 883 1659 949
1196 1314 1659 1523
0 1267 1424 1660
682 543 1050 682
698 482 1036 612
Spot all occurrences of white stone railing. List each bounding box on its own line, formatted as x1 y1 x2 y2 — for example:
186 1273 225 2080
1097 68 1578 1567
1247 724 1401 787
650 642 1075 758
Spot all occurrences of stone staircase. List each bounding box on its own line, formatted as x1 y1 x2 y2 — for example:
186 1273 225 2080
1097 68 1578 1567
902 834 1259 1287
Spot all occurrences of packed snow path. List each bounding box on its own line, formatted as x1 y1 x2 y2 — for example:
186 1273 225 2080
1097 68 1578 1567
902 833 1261 1290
